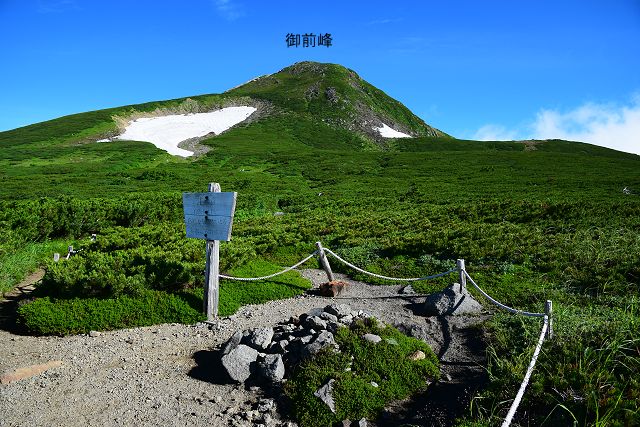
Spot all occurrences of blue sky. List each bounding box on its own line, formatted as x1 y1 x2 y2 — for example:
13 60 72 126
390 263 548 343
1 0 639 154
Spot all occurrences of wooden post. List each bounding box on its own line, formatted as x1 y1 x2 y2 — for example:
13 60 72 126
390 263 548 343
204 182 221 321
457 259 466 292
545 300 553 339
315 241 334 282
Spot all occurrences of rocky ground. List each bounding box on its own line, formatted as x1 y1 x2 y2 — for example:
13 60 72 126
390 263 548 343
0 269 488 427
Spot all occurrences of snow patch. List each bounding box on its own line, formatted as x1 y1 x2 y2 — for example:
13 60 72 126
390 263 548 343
105 106 257 157
374 123 411 138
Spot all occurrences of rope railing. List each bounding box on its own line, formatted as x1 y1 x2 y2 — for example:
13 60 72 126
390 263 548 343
323 248 457 282
461 269 552 426
463 270 546 318
219 250 319 281
501 315 550 427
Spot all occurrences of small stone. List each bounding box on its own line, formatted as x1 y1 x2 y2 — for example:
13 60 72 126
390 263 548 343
325 303 353 318
305 316 327 331
399 285 416 294
319 312 338 323
339 315 353 325
358 418 368 427
258 354 285 382
370 381 378 388
314 378 336 413
256 398 275 413
246 328 274 350
385 338 398 345
88 330 101 337
303 330 335 357
408 350 426 361
362 334 382 344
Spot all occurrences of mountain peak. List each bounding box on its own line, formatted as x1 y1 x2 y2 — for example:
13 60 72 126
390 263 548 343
227 61 447 142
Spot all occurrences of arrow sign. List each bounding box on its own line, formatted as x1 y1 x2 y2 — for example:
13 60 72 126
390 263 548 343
182 191 237 241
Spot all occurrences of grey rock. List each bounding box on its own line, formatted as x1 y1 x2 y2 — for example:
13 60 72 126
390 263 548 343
300 335 314 345
256 398 275 412
305 316 327 331
319 312 338 323
362 334 381 344
303 331 335 357
258 354 285 382
222 330 243 355
339 315 353 325
88 330 101 337
246 328 274 350
424 283 483 316
358 418 368 427
221 344 259 383
393 320 436 342
314 378 336 413
306 307 325 317
399 285 416 294
325 303 352 318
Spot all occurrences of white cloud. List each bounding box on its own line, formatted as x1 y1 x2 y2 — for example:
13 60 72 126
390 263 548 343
37 0 78 13
531 99 640 155
472 96 640 155
214 0 244 21
367 18 402 25
473 124 518 141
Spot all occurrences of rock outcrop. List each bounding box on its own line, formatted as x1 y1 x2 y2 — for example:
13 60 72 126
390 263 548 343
219 304 372 384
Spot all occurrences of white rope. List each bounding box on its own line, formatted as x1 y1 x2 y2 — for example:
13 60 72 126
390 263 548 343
464 271 545 317
323 248 456 282
501 316 549 427
219 250 318 281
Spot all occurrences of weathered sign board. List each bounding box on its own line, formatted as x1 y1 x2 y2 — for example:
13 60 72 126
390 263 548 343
182 191 237 241
182 183 237 322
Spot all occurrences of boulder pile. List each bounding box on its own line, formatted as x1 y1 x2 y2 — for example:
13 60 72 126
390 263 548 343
220 303 370 384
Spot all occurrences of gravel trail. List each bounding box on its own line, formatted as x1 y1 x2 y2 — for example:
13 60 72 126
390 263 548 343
0 269 487 427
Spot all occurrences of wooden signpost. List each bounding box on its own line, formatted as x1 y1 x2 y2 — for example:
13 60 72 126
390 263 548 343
183 183 237 321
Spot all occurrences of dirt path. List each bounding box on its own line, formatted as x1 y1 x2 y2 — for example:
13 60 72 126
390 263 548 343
0 269 487 427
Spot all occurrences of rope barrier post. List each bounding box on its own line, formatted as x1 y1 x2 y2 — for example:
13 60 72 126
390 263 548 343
315 241 334 282
457 259 466 292
545 300 553 339
204 182 221 321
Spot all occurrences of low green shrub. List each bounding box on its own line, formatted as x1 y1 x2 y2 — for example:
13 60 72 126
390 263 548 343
17 290 204 335
284 318 439 427
19 258 312 335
